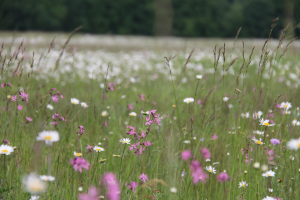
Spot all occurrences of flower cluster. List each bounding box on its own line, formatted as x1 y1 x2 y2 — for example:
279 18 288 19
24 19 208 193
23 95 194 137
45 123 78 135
70 157 90 173
76 126 85 136
128 141 151 156
50 88 63 103
126 173 149 192
102 173 120 200
51 113 66 126
19 91 29 102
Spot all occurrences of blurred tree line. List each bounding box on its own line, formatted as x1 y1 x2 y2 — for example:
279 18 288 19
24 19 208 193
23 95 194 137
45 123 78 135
0 0 299 38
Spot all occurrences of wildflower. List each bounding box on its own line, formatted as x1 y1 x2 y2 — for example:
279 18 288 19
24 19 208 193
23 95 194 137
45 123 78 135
268 188 273 193
19 91 29 102
183 140 190 144
26 117 32 123
17 104 22 110
181 150 192 161
121 95 126 99
126 181 138 192
212 134 218 140
217 172 230 182
36 130 59 146
172 104 176 108
170 187 177 193
70 157 90 173
223 97 229 102
253 162 260 169
270 138 280 145
196 75 203 79
197 99 201 104
29 196 40 200
47 104 54 110
7 95 12 99
2 139 10 145
102 111 108 117
287 138 300 150
102 173 120 200
76 126 85 136
0 144 14 155
262 197 276 200
238 181 248 188
78 186 99 200
113 155 120 157
139 173 149 183
206 159 211 162
261 165 268 172
183 97 194 103
81 102 88 108
128 104 133 110
192 167 209 184
181 170 187 177
78 187 83 191
74 151 82 157
39 175 55 182
262 170 275 177
252 137 264 145
70 98 80 105
253 130 264 135
12 95 17 101
205 166 216 174
93 146 105 152
23 173 48 194
119 138 131 144
129 112 137 116
280 102 292 110
259 118 275 126
201 148 211 160
140 94 145 101
292 119 300 126
86 144 94 153
283 110 291 115
253 111 263 119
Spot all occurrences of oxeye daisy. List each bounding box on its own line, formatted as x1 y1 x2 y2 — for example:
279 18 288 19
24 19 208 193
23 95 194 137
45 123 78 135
283 110 291 115
253 130 264 135
238 181 248 188
262 170 275 177
129 112 137 116
99 158 106 163
223 97 229 102
0 144 14 155
7 95 12 99
36 131 59 146
292 119 300 126
196 75 202 80
113 154 120 157
80 102 88 108
70 98 80 105
46 104 54 110
29 196 40 200
287 138 300 150
280 102 292 110
23 173 48 194
93 146 105 152
259 118 275 126
262 196 276 200
205 166 216 174
252 137 264 145
102 111 108 117
253 111 263 119
39 175 55 182
183 97 194 103
119 138 131 144
74 151 82 157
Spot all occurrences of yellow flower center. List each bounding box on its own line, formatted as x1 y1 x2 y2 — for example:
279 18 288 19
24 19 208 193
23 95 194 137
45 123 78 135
284 105 288 108
187 100 191 102
7 95 11 99
130 113 135 116
2 149 8 153
263 122 269 126
123 141 127 144
76 153 82 156
96 148 101 151
297 142 300 148
44 136 52 140
242 184 245 187
72 101 76 104
29 183 43 192
267 174 271 176
103 113 107 116
257 141 262 145
172 105 176 108
208 169 212 172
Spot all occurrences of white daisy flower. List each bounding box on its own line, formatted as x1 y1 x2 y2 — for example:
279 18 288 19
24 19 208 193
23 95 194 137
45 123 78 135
262 170 275 177
170 187 177 193
183 97 194 103
78 187 83 191
292 119 300 126
113 154 121 157
244 112 250 118
252 137 264 145
39 175 55 182
119 138 131 144
46 104 54 110
196 75 202 80
262 196 275 200
287 138 300 150
29 196 40 200
268 188 273 193
283 110 291 115
0 144 14 155
100 83 105 88
74 151 82 157
7 95 12 99
102 111 108 117
259 118 275 126
280 102 292 110
129 112 137 116
80 102 88 108
36 131 59 146
205 166 216 174
183 140 190 144
93 146 105 152
70 98 80 105
223 97 229 102
253 130 264 135
238 181 248 188
23 173 48 194
253 111 263 119
253 162 260 169
121 95 126 99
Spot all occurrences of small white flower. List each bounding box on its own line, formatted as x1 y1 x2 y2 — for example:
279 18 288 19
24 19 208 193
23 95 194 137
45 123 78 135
253 130 264 135
93 146 105 152
39 175 55 182
81 102 88 108
223 97 229 102
7 95 12 99
227 152 230 155
280 102 292 110
46 104 54 110
183 97 194 103
262 170 275 177
196 75 202 80
228 104 233 108
23 173 48 194
261 164 268 172
205 166 216 174
183 140 190 144
268 188 273 193
206 159 211 162
78 187 83 191
74 151 82 157
287 138 300 150
0 144 14 155
213 162 219 165
100 83 105 88
253 111 263 119
244 171 247 174
262 196 276 200
102 111 108 117
36 131 59 146
29 196 40 200
129 112 137 116
252 137 264 145
121 95 126 99
119 138 131 144
170 187 177 193
70 98 80 105
113 154 121 157
292 119 300 126
238 181 248 188
181 170 187 177
253 162 260 169
259 118 275 126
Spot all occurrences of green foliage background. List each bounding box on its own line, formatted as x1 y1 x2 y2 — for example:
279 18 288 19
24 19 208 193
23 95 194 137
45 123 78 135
0 0 300 37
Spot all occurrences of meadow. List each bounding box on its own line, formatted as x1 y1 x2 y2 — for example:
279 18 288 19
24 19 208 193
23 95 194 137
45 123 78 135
1 25 300 200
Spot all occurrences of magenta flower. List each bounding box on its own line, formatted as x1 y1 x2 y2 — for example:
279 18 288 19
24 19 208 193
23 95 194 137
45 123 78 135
105 120 108 127
70 157 90 173
126 181 138 192
140 95 145 101
216 172 230 182
26 117 32 123
197 100 201 104
17 105 22 110
51 90 63 103
76 126 85 135
78 186 99 200
192 167 208 184
126 126 136 135
270 138 280 145
128 104 133 110
2 139 10 144
12 95 17 101
139 173 149 183
86 144 94 153
19 91 29 102
1 82 12 88
102 172 120 200
190 160 202 172
181 150 192 161
201 148 211 160
51 95 59 103
212 134 218 140
143 140 151 147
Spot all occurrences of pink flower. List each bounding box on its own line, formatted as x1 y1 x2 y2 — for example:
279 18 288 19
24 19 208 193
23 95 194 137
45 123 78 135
2 139 10 144
201 148 211 159
26 117 32 123
140 95 145 101
19 91 29 102
104 121 108 127
128 104 133 110
212 134 218 140
192 167 208 184
139 173 149 183
126 181 138 192
190 160 202 172
181 150 192 161
197 100 201 104
152 101 156 105
17 105 22 110
102 173 120 200
76 126 85 135
70 157 90 173
12 95 17 101
51 95 59 103
143 140 151 147
216 172 230 182
86 144 94 153
270 138 280 145
78 187 99 200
